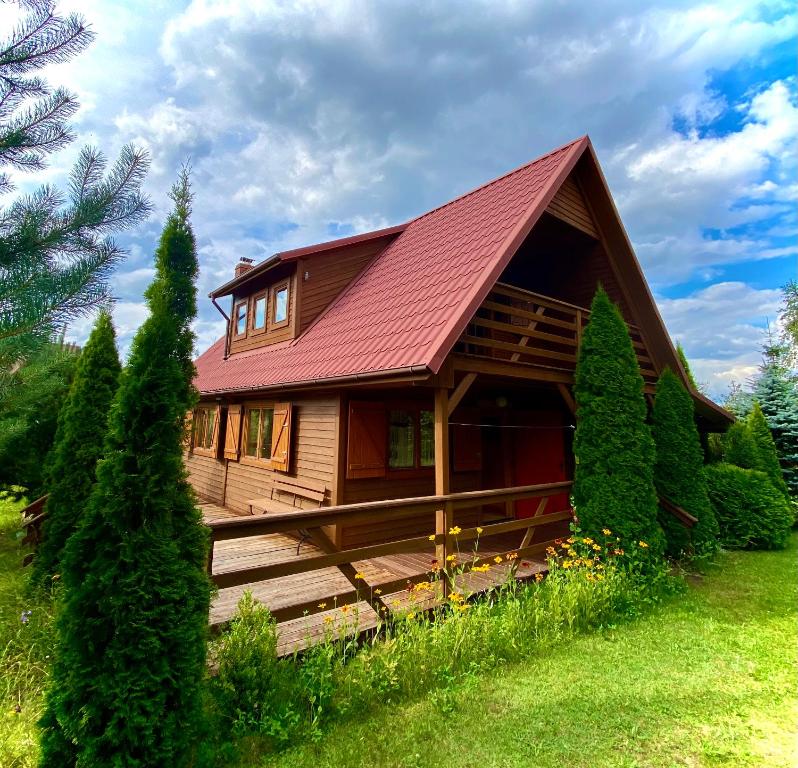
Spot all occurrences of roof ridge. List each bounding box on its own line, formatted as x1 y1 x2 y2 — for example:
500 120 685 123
410 135 588 224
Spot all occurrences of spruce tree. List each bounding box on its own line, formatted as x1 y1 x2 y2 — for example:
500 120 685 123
573 287 664 555
652 368 719 556
31 310 120 587
40 172 210 767
747 402 791 500
754 358 798 495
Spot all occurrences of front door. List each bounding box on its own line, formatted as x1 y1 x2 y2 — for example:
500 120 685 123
513 411 570 518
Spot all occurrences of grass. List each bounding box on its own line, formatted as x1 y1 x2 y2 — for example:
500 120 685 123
260 538 798 768
0 497 54 768
0 493 795 768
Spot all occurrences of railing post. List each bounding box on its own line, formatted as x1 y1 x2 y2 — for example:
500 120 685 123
434 387 451 598
576 309 583 353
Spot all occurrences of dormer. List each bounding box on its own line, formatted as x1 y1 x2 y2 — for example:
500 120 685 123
209 224 406 356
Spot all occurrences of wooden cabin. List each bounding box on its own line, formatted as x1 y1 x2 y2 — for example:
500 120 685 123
188 136 732 641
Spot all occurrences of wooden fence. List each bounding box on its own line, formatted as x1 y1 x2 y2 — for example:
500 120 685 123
206 480 574 623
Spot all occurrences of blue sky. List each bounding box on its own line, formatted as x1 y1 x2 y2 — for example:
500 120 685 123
3 0 796 399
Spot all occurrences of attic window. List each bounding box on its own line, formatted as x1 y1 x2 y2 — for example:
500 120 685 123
272 282 289 327
252 293 267 333
234 301 247 336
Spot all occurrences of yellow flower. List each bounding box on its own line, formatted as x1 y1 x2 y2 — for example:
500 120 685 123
596 573 605 580
602 528 612 536
323 616 334 625
638 541 649 548
406 612 416 620
562 559 573 569
566 537 575 544
567 548 577 557
449 592 464 603
446 554 457 563
456 604 469 612
317 602 327 609
582 537 594 545
340 604 351 614
506 552 518 560
546 546 557 557
374 588 382 595
428 534 436 541
493 555 503 564
592 544 601 551
476 526 484 535
354 572 365 580
449 526 462 535
595 563 605 570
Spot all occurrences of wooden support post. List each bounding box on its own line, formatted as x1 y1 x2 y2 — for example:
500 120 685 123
434 387 452 596
519 497 548 550
576 309 583 352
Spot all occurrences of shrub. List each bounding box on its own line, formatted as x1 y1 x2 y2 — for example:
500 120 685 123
704 463 793 550
573 287 664 555
723 420 759 469
748 402 791 500
208 527 681 761
31 311 120 587
652 368 719 557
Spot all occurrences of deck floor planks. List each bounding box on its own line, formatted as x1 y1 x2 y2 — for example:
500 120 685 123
202 502 548 655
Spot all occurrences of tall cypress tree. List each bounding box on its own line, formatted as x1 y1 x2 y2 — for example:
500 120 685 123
723 420 759 469
652 368 719 556
573 287 664 555
31 310 120 587
40 172 210 767
676 342 698 389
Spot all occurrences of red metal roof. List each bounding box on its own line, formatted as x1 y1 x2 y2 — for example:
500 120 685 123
194 137 588 394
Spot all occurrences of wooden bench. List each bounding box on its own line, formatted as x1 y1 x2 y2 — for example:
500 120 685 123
247 477 328 555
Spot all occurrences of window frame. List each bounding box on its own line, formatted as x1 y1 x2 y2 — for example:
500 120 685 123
385 402 435 478
241 403 275 467
192 405 219 457
250 291 268 335
233 299 248 338
269 280 290 330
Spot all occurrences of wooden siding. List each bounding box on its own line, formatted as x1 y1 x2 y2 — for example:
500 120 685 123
224 397 337 514
185 451 225 504
228 272 298 354
545 175 599 238
297 241 383 333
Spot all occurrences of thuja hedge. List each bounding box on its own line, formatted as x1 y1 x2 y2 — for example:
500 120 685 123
704 463 792 550
652 368 718 557
573 288 664 554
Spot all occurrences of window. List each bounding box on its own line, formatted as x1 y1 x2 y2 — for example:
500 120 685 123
252 293 267 332
234 301 247 336
244 406 274 460
192 406 219 455
271 282 289 327
387 407 434 471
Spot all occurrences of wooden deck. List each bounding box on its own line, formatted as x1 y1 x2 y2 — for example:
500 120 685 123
201 502 548 656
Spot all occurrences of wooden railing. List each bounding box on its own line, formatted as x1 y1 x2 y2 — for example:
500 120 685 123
207 481 573 622
456 283 657 384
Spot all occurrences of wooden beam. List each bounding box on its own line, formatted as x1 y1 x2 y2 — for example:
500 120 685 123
306 527 390 618
557 384 576 415
434 386 451 594
450 355 574 384
519 497 549 550
448 372 477 416
509 305 547 362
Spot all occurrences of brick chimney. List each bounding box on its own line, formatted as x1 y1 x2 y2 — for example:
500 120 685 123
234 257 255 278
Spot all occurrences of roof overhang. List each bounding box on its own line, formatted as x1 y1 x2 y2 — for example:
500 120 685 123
208 223 407 299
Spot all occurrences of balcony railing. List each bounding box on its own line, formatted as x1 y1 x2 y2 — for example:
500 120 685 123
455 283 657 384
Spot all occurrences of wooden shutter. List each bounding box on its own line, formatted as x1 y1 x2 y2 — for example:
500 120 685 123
270 402 292 472
346 401 386 479
223 405 242 461
453 424 482 472
210 405 221 453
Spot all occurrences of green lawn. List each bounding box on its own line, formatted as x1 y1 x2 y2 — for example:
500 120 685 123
1 498 796 768
262 539 798 768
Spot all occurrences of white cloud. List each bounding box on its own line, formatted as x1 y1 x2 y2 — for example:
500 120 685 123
658 282 783 395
